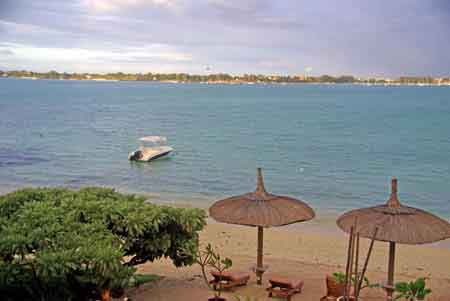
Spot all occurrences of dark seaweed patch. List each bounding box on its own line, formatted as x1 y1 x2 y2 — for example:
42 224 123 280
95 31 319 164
0 148 49 167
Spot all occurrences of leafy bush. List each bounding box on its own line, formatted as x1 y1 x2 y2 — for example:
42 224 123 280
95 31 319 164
394 277 432 301
0 187 206 301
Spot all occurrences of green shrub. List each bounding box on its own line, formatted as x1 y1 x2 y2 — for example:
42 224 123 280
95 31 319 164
0 187 206 301
394 277 432 301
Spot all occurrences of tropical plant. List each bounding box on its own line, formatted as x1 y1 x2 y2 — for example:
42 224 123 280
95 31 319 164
195 244 232 300
0 187 206 301
332 272 347 284
332 271 379 290
394 277 432 301
195 243 214 290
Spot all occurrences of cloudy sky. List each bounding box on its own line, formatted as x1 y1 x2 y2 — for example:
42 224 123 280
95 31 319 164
0 0 449 77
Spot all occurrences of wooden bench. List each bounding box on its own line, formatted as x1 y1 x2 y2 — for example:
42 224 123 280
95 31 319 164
267 277 304 301
209 271 250 290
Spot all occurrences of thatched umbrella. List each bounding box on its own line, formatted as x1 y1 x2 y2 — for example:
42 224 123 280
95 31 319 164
209 168 315 284
337 178 450 300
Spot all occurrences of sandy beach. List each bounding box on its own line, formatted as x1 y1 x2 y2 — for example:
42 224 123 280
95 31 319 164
129 217 450 301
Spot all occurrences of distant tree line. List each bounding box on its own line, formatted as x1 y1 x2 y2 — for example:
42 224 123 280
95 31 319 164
1 69 449 85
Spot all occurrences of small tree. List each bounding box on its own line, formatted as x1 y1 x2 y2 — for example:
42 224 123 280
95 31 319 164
196 244 232 300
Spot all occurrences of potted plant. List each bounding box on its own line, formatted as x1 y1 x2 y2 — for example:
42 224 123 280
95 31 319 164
329 272 378 300
195 244 233 301
394 277 432 301
326 272 347 297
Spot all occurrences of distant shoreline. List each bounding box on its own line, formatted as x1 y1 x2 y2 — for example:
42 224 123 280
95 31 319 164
2 69 450 86
2 76 450 87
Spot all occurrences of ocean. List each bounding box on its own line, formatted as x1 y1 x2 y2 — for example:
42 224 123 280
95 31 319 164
1 78 449 218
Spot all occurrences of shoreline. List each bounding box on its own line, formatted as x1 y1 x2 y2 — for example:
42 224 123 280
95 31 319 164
2 184 450 251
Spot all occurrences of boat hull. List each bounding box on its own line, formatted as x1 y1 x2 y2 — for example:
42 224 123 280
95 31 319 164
128 146 173 162
146 150 172 161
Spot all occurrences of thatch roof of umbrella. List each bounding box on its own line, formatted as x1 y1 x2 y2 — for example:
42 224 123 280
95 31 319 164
210 170 315 227
337 178 450 299
209 168 315 284
337 178 450 244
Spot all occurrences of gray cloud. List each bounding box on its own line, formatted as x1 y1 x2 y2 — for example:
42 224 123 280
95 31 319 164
0 0 449 76
0 49 14 56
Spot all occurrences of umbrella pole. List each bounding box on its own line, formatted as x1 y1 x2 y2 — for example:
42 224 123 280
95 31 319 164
256 226 264 285
386 241 396 300
344 226 354 300
354 232 360 301
356 227 378 297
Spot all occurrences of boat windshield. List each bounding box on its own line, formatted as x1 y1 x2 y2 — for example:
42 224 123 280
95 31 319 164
139 136 167 143
139 136 167 147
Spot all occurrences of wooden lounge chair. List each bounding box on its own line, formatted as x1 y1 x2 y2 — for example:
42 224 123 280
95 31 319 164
266 277 304 301
209 271 250 290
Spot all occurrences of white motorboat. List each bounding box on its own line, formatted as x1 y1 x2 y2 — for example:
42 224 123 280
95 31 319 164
128 136 173 162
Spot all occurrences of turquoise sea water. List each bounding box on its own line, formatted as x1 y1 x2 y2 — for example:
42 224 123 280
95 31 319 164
1 78 449 217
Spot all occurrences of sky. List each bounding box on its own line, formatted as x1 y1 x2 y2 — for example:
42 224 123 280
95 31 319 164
0 0 449 77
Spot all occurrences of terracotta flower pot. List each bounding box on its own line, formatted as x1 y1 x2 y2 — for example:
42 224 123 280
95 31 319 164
326 275 346 297
100 289 111 301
